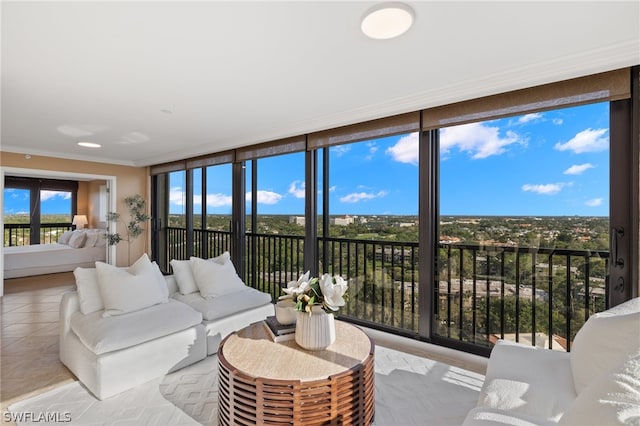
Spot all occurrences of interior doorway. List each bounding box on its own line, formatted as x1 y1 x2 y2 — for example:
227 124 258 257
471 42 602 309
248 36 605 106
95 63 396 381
0 167 117 296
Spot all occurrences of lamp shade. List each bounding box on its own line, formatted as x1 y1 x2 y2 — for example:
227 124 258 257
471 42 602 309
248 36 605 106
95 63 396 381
72 215 88 228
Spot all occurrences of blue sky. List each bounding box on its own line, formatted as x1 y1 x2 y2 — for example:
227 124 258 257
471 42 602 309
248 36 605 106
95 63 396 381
4 189 72 216
168 101 609 217
4 102 609 218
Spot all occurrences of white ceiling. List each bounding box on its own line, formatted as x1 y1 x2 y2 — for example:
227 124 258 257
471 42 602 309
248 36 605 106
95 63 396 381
2 1 639 167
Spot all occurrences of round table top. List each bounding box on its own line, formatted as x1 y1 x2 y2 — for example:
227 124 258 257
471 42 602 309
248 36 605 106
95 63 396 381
219 320 374 382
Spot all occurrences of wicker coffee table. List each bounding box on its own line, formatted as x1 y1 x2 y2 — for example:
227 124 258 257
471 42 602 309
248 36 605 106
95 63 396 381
218 320 375 425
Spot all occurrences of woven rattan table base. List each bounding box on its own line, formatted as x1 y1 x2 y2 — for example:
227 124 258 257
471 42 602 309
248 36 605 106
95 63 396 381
218 321 375 425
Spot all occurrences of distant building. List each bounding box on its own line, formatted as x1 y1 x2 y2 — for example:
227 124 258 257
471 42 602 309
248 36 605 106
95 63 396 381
330 216 354 226
289 216 305 226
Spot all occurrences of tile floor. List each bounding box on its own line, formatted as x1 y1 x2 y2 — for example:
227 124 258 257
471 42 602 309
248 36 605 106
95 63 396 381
1 273 77 415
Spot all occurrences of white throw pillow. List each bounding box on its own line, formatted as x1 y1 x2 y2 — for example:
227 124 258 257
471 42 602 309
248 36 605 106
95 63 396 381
73 267 104 314
96 253 168 317
210 251 230 265
59 230 74 245
68 230 87 248
570 310 640 394
94 232 107 247
84 231 99 248
170 259 199 295
152 261 170 299
560 350 640 425
170 253 229 295
190 256 246 298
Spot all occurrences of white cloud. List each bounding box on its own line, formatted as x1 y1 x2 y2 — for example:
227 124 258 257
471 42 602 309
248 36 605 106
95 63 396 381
329 185 337 192
246 190 283 205
386 132 418 165
41 190 71 201
339 190 388 203
331 145 350 157
552 118 564 125
554 128 608 153
206 193 232 207
440 122 522 159
564 163 594 175
169 187 186 206
521 183 564 195
518 113 542 124
585 198 603 207
288 181 305 198
169 188 231 208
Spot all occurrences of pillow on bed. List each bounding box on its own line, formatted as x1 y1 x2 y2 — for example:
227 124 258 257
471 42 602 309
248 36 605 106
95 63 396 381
68 230 87 248
94 232 107 247
73 267 104 314
59 230 74 245
84 231 99 248
96 253 168 317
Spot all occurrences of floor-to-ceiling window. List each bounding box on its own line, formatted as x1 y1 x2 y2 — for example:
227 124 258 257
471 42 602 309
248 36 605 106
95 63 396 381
317 133 420 333
433 102 611 352
150 68 637 355
3 177 77 246
166 170 187 261
245 151 306 300
3 187 31 246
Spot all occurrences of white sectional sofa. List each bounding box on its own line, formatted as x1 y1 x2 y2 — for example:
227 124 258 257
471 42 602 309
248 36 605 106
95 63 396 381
463 297 640 426
60 253 274 400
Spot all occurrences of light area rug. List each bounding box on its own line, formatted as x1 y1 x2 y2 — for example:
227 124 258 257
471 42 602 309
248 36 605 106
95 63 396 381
9 345 483 425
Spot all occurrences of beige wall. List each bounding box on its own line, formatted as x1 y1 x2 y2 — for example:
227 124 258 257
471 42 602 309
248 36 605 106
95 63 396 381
1 152 149 266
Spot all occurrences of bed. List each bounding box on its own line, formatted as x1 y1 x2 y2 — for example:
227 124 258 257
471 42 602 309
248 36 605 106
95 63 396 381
3 229 107 279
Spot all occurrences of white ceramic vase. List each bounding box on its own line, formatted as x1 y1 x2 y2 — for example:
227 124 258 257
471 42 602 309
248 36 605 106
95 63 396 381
295 305 336 350
275 299 297 325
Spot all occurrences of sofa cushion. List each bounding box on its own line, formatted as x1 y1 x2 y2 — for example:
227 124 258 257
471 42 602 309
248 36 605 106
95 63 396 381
570 299 640 394
170 252 230 295
96 254 168 317
173 286 271 321
170 259 199 295
559 350 640 426
477 340 575 422
70 299 203 355
190 256 246 298
74 261 168 315
74 267 104 315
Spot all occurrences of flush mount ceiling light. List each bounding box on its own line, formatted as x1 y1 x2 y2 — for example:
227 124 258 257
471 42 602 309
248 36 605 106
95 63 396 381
361 2 415 40
77 141 101 148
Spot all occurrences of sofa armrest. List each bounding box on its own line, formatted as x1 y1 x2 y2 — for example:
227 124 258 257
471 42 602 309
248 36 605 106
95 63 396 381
477 340 576 422
59 291 80 339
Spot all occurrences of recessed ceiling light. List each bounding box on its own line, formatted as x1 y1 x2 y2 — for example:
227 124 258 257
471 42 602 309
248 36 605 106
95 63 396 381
361 2 415 40
77 142 101 148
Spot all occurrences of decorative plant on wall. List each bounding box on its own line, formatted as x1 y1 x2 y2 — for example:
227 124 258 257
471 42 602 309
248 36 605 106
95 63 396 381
106 194 150 265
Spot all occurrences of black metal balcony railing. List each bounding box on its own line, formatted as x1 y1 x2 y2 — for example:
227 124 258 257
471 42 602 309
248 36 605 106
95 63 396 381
163 227 609 354
4 223 73 246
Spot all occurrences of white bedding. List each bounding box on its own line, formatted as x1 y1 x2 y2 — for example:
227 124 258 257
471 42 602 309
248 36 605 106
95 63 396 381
3 243 106 279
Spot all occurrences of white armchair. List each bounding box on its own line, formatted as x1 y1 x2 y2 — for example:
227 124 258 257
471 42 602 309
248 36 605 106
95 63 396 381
463 297 640 426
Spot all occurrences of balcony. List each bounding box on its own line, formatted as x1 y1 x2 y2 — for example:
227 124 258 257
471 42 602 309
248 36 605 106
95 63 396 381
164 227 610 356
4 223 73 246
